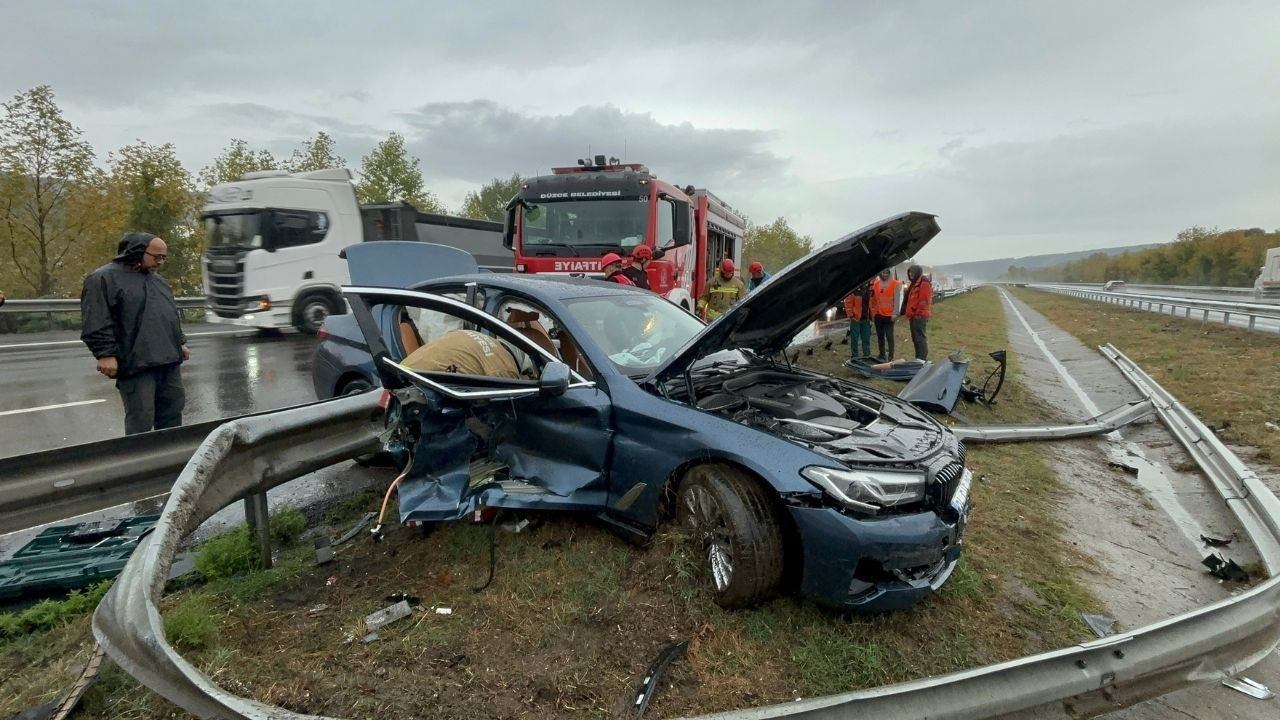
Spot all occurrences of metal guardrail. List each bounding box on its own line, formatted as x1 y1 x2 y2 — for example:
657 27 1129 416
92 394 381 718
1052 281 1258 296
73 353 1280 718
1028 284 1280 333
1 297 207 331
0 400 327 536
953 399 1153 443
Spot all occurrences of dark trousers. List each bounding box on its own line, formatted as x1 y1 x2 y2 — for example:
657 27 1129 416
117 364 185 435
910 317 929 360
849 320 872 357
874 315 895 360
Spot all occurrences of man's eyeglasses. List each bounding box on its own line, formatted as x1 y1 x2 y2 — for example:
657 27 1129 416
145 251 167 262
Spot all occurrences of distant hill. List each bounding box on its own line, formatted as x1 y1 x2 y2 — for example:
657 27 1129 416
932 243 1162 281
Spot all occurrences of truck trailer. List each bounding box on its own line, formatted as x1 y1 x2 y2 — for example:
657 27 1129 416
201 169 508 333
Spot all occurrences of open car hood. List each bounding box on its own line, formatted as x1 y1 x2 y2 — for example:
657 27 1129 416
341 240 478 289
650 211 941 380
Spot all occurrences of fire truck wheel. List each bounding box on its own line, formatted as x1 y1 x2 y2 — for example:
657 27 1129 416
676 464 784 608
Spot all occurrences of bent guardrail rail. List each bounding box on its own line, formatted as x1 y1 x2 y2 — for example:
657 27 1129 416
91 393 381 719
953 400 1153 443
0 401 327 536
88 364 1280 719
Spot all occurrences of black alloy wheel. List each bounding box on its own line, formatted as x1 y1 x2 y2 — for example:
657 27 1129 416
675 464 784 607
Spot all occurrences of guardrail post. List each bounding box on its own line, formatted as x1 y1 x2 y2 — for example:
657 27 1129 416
243 492 273 569
1202 309 1210 322
1223 312 1231 327
46 311 54 332
1249 316 1257 330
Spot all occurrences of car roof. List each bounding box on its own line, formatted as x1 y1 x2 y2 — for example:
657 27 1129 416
412 273 647 301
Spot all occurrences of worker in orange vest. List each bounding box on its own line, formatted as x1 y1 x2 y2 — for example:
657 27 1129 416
842 281 873 359
901 264 933 360
871 269 900 361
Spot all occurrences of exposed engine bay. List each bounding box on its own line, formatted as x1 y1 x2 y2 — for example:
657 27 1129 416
674 368 949 465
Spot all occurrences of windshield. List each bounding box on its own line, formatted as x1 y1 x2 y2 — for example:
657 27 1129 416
205 212 263 249
563 293 704 373
521 198 648 252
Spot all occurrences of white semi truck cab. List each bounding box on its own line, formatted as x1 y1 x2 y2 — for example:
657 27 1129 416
201 168 507 333
1257 246 1280 300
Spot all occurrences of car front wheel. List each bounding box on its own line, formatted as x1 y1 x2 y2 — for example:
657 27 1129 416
676 464 784 608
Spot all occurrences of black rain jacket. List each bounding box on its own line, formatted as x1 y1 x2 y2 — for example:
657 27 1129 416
80 234 186 377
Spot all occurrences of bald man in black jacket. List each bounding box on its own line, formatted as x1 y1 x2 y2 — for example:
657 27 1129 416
81 232 190 434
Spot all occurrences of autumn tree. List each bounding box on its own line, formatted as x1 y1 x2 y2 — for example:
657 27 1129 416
284 131 346 173
742 217 812 275
107 141 203 294
354 132 445 213
0 85 105 296
198 139 277 188
460 173 523 222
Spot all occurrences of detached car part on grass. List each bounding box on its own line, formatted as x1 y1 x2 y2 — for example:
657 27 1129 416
343 212 971 612
89 336 1280 719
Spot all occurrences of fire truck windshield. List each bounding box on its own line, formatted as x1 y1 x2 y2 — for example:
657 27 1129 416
522 198 647 253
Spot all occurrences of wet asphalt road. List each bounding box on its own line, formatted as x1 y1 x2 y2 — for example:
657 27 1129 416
0 325 322 458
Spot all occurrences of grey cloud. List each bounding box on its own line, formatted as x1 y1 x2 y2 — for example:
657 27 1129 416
399 100 789 190
774 115 1280 263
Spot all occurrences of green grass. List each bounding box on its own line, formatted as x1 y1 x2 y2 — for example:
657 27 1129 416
193 508 309 581
0 581 113 642
163 595 218 651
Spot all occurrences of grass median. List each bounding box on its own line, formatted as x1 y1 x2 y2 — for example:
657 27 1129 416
0 287 1103 719
1010 287 1280 464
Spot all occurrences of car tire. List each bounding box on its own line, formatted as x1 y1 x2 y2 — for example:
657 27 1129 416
294 293 335 335
676 464 784 608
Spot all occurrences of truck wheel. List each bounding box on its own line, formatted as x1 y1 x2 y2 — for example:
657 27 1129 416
675 464 784 607
294 294 335 334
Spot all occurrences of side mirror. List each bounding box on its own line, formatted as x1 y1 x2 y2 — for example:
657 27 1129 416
670 200 692 248
652 246 667 260
538 361 571 397
502 198 518 250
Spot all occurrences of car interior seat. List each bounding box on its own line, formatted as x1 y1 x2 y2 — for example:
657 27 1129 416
505 308 558 357
398 309 423 355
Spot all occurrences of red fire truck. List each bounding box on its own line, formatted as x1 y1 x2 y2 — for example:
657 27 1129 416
502 155 746 311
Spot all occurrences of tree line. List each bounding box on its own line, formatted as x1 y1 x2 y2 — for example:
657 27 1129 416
1 84 812 301
1004 226 1278 286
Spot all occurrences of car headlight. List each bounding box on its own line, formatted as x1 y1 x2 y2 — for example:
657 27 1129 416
801 466 927 511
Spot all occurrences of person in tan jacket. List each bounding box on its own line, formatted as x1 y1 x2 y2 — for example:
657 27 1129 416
402 329 531 378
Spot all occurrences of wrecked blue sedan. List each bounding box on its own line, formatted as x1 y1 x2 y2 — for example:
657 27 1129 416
344 211 971 611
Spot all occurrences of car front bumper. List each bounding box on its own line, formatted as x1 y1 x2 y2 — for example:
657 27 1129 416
788 469 971 612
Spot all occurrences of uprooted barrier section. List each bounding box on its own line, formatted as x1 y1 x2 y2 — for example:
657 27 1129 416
87 360 1280 719
91 393 382 719
953 399 1154 443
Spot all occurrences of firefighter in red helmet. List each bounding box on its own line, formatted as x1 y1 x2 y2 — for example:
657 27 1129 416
696 258 746 320
620 245 653 290
600 253 635 286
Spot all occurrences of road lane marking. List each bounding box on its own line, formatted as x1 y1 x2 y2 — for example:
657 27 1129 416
0 399 107 416
0 329 255 350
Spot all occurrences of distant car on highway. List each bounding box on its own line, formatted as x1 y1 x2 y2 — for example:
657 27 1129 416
329 213 972 612
1103 280 1127 292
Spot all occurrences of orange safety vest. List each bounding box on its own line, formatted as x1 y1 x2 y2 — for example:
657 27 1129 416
871 277 900 318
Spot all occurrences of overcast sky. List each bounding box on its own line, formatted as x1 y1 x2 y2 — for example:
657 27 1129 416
2 1 1277 265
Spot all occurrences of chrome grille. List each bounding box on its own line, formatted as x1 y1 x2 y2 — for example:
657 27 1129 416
204 250 246 318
